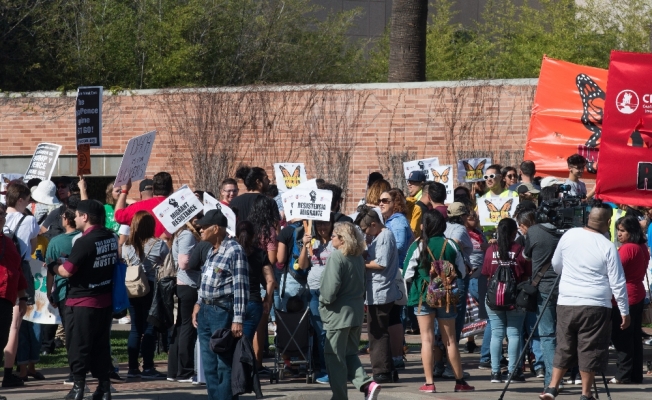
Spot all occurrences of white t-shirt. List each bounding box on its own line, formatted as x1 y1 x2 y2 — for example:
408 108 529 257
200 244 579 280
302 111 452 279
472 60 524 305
564 179 587 197
3 212 39 260
552 227 629 315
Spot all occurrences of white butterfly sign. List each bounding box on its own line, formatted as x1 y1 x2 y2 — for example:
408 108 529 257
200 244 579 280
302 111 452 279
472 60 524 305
431 164 454 203
403 157 439 181
274 163 307 192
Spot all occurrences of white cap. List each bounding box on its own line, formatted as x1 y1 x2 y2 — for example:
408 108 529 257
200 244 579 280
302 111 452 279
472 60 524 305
31 180 60 205
540 176 562 188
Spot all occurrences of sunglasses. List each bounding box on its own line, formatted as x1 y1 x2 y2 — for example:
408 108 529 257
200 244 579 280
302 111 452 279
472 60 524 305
505 174 517 179
57 185 68 190
379 198 391 204
483 174 497 180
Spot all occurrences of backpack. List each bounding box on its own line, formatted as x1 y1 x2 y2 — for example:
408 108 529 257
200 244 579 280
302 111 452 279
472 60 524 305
280 221 309 297
6 215 35 305
420 239 460 313
125 240 157 298
485 246 520 311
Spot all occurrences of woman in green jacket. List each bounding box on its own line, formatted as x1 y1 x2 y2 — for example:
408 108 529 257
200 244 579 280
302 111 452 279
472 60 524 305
403 210 474 394
319 222 381 400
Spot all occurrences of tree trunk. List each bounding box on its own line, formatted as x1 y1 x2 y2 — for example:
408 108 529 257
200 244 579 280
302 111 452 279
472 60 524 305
388 0 428 82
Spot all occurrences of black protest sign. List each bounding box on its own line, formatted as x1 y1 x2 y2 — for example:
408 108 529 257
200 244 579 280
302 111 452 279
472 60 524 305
76 86 103 147
24 143 63 181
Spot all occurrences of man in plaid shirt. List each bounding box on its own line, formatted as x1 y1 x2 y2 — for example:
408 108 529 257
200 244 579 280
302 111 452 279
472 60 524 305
191 209 249 399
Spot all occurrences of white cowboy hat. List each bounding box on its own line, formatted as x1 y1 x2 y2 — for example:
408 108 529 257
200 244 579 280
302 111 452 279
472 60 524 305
31 180 61 205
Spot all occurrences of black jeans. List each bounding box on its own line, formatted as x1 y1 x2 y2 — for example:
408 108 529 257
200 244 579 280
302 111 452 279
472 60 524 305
611 299 644 383
40 323 58 353
367 302 394 375
64 305 113 380
167 285 198 379
128 284 156 371
0 298 13 360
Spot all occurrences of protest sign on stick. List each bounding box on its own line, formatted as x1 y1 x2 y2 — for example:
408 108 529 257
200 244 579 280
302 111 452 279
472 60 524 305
457 158 491 183
24 143 63 181
478 196 520 227
403 157 439 181
153 185 203 234
76 86 103 147
202 192 236 236
281 188 333 222
77 144 91 176
114 131 157 188
274 163 307 192
431 164 454 203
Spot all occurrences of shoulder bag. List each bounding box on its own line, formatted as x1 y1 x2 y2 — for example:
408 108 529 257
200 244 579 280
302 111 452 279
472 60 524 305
516 259 551 312
125 240 157 298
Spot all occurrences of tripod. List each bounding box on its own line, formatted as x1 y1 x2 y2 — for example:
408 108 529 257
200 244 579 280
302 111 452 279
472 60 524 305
497 273 613 400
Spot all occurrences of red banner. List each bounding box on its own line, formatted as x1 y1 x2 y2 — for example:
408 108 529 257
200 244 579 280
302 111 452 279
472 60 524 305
524 56 608 177
595 51 652 206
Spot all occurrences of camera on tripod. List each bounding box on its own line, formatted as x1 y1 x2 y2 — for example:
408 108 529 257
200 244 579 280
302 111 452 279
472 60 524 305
535 184 590 230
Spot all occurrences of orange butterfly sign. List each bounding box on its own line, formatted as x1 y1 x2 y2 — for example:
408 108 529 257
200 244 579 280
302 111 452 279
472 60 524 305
280 166 301 189
485 199 514 223
432 167 451 184
463 159 486 181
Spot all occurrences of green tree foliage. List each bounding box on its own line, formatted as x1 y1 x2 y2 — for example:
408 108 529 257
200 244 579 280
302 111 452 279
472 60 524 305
368 0 652 82
0 0 366 91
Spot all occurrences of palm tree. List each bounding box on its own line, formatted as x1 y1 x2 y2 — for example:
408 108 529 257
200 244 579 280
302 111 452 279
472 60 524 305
388 0 428 82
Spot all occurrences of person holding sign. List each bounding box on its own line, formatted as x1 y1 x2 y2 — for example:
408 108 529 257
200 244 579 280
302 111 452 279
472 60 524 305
191 209 249 400
479 164 518 238
114 173 174 239
355 206 401 384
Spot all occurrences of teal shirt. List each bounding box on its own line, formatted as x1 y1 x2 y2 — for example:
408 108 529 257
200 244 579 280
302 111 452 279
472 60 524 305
45 230 80 302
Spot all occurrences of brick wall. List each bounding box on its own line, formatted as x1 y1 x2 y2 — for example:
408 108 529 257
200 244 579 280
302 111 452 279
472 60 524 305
0 80 538 213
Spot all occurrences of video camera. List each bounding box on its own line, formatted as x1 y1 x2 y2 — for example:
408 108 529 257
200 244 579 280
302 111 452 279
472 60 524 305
535 184 591 230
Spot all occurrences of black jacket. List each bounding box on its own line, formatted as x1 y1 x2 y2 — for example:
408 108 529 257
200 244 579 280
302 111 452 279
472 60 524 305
232 336 263 398
147 277 176 330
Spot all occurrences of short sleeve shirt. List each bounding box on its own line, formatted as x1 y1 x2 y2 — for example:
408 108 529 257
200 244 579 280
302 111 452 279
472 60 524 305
173 230 200 287
365 228 399 305
122 239 169 282
564 179 587 197
4 212 39 260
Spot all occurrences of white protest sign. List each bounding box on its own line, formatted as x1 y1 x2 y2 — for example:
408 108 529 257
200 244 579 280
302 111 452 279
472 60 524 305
431 165 454 204
24 143 62 181
295 178 318 190
24 259 60 325
478 196 519 227
153 185 203 234
0 173 24 203
202 192 236 236
274 163 307 192
114 131 157 188
281 188 333 221
457 158 491 183
403 157 439 181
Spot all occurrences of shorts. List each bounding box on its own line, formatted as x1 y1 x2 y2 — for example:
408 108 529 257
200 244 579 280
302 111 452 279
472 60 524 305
413 304 457 319
553 305 611 373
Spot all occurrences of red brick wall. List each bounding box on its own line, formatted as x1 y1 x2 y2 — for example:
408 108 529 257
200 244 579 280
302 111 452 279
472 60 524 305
0 80 537 213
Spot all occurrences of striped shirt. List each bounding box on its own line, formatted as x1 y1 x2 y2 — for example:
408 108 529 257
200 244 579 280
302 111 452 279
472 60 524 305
198 238 250 323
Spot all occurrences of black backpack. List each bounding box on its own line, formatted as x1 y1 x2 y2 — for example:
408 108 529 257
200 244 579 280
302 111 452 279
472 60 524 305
485 247 519 311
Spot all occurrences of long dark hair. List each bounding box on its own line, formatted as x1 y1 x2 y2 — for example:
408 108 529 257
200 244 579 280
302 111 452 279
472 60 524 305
236 166 267 191
235 220 255 256
126 211 156 258
616 215 645 245
497 218 518 262
419 210 447 269
249 195 280 247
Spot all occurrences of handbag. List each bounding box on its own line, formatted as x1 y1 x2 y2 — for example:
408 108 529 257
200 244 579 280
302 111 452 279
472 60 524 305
419 239 459 313
643 274 652 325
516 260 551 312
125 240 157 298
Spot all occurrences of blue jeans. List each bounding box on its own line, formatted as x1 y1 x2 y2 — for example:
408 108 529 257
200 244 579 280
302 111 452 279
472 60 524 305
17 321 40 365
309 289 327 374
243 300 263 343
454 276 470 342
197 302 237 400
480 319 492 363
468 277 479 301
537 291 557 388
127 285 156 370
486 301 526 374
525 311 544 372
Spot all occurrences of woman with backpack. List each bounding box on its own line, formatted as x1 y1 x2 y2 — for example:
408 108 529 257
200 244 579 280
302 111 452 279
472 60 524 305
403 210 474 393
122 211 170 379
481 218 531 383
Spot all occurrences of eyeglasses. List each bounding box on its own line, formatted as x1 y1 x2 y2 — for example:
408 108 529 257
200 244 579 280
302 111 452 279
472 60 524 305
483 174 497 180
222 189 238 194
379 198 391 204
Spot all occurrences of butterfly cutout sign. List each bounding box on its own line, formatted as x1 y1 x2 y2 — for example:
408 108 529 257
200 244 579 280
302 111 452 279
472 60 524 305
457 158 491 182
431 165 454 203
274 163 307 192
403 157 439 181
478 197 519 226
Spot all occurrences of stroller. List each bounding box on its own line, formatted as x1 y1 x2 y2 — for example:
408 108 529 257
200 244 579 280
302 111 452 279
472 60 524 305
270 301 315 384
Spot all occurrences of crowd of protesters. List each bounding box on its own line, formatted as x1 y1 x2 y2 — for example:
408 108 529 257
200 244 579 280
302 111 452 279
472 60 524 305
0 154 650 400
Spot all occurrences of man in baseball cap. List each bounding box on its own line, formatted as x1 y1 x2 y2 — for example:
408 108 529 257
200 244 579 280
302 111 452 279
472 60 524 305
193 208 249 399
139 179 154 200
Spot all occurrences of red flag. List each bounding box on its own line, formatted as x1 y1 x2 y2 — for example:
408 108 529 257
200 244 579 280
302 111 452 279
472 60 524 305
595 51 652 206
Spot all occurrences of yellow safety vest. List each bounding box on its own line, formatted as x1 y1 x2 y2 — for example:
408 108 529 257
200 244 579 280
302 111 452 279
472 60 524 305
609 208 625 245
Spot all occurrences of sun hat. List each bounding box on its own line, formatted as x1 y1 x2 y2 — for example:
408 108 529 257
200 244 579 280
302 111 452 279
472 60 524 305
31 180 61 205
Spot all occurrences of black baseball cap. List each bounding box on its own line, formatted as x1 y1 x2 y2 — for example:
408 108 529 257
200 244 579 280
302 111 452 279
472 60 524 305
139 179 154 192
76 200 104 218
195 209 228 228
